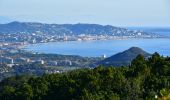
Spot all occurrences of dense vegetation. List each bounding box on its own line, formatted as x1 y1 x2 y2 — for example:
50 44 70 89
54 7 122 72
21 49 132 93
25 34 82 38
0 53 170 100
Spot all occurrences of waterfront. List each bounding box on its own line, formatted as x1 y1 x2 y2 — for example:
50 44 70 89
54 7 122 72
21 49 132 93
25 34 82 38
25 38 170 57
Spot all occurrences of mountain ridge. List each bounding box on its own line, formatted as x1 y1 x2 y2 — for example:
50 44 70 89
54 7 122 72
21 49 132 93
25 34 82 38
0 21 159 37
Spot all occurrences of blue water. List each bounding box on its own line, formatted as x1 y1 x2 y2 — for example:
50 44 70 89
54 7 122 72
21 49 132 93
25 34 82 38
25 38 170 57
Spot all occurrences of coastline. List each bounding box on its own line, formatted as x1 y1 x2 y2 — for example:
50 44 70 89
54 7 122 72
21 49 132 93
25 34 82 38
23 37 170 57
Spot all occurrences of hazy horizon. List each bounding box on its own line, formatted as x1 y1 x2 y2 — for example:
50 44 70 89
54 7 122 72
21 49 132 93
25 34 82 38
0 0 170 27
1 21 170 28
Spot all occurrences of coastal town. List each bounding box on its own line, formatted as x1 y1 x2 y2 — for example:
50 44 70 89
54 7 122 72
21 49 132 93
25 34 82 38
0 22 163 80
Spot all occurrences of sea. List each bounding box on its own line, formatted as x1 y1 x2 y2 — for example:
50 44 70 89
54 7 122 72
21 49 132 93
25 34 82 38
25 28 170 57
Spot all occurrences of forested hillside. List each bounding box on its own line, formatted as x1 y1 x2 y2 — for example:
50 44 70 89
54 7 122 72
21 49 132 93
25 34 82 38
0 53 170 100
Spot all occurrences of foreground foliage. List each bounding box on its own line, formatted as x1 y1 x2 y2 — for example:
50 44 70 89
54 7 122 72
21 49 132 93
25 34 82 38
0 53 170 100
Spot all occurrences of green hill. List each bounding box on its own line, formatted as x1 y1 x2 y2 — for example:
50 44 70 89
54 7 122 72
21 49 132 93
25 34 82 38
99 47 151 66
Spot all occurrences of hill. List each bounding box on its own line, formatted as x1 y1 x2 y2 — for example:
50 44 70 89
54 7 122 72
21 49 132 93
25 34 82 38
0 21 158 37
98 47 151 66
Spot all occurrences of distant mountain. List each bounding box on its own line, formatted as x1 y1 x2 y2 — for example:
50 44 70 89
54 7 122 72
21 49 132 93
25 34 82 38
98 47 151 67
0 21 158 37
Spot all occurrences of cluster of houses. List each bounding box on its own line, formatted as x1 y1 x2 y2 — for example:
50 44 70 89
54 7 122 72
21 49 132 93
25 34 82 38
0 55 73 67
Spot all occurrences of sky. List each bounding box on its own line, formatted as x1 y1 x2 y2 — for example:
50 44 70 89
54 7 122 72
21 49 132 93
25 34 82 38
0 0 170 27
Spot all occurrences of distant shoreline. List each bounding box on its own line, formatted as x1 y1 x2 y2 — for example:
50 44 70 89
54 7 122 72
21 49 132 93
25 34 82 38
23 38 170 57
22 37 169 50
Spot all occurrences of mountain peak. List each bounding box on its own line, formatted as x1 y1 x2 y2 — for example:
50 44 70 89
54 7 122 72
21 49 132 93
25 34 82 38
7 21 21 24
128 47 143 51
99 47 151 67
124 47 148 54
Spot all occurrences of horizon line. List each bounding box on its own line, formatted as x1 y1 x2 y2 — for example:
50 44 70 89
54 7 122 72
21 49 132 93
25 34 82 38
1 21 170 28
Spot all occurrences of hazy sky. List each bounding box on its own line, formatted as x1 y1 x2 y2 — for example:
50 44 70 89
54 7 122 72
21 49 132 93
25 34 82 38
0 0 170 26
